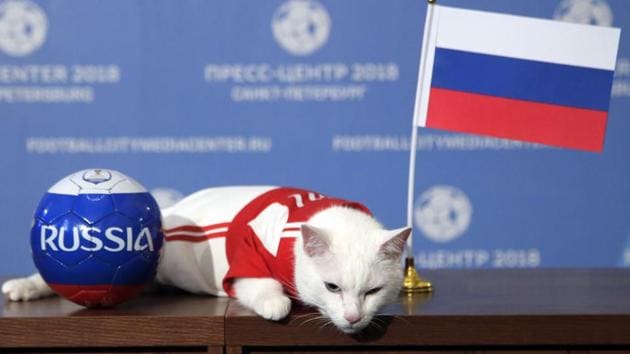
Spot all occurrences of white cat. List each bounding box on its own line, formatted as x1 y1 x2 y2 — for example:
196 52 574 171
2 186 409 334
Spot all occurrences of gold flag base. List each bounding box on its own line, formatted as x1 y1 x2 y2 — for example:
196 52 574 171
402 257 433 293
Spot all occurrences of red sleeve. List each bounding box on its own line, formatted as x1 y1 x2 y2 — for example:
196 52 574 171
222 224 272 297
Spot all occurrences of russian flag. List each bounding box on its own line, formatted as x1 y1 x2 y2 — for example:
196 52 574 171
414 5 621 152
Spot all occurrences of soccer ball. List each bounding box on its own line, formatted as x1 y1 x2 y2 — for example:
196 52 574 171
30 169 163 307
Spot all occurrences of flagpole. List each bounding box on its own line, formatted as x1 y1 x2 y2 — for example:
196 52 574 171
403 0 436 293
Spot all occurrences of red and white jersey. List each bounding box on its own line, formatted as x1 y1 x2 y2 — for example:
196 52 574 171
156 186 370 297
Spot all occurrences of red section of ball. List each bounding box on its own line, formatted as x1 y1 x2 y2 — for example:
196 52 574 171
48 283 147 307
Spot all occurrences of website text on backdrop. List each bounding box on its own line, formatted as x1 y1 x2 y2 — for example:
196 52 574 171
404 0 621 292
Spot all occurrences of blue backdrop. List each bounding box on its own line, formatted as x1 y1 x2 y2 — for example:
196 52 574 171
1 0 629 274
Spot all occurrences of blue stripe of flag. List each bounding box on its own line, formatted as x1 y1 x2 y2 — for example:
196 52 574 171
431 47 614 111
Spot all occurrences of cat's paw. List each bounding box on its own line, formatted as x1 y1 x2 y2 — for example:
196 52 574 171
2 275 53 301
251 294 291 321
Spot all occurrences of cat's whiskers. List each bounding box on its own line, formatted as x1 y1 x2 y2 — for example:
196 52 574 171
297 314 328 327
372 315 387 326
290 312 313 319
387 313 411 325
316 319 336 332
288 312 319 325
367 318 385 332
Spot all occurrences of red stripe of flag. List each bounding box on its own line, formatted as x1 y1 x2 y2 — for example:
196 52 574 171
163 222 231 234
426 87 608 152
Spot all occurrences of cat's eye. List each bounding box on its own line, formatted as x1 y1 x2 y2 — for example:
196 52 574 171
324 282 341 293
365 287 382 296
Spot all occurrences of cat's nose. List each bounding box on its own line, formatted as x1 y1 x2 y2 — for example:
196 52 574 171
344 313 362 324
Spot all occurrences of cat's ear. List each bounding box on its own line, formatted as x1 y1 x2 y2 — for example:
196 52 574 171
378 227 411 260
301 224 331 258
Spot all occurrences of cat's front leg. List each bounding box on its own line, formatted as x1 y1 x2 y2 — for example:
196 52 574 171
2 273 55 301
233 278 291 321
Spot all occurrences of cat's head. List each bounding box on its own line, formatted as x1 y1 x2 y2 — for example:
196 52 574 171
294 207 410 334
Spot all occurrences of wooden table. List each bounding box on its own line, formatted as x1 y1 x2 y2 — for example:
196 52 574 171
225 269 630 353
0 284 228 353
3 269 630 353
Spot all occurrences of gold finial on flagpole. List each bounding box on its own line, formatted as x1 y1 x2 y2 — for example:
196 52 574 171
402 257 432 293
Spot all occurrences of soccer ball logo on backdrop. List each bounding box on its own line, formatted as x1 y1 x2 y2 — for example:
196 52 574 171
553 0 613 26
0 0 47 57
414 185 473 243
272 0 331 56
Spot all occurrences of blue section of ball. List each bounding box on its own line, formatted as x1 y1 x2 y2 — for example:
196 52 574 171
112 193 160 224
31 214 92 267
72 194 115 224
113 253 156 285
90 212 160 268
35 193 76 224
140 219 163 263
31 189 163 291
34 252 115 285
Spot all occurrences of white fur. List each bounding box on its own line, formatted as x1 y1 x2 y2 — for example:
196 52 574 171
2 273 54 301
293 206 407 333
233 278 291 320
2 190 408 334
